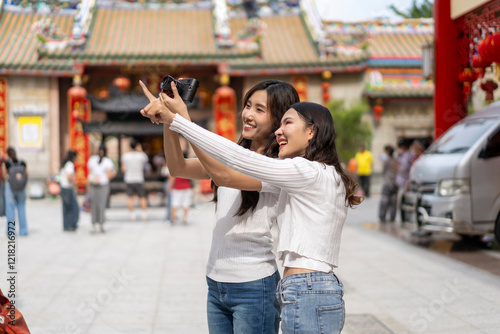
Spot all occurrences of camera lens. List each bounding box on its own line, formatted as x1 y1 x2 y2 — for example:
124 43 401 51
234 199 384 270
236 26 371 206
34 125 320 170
160 75 176 91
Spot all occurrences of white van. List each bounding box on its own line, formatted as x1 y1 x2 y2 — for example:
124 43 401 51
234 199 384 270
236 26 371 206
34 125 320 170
401 102 500 242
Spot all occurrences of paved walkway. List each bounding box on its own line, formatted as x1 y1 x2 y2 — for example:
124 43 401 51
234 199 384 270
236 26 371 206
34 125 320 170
1 193 499 333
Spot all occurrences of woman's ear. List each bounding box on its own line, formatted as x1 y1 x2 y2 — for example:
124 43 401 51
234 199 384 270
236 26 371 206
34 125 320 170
307 125 315 141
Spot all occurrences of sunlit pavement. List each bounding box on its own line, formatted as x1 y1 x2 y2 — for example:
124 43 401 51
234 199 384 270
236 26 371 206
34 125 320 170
1 193 500 333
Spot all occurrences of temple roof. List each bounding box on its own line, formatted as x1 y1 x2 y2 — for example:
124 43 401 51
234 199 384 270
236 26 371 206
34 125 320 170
0 3 433 77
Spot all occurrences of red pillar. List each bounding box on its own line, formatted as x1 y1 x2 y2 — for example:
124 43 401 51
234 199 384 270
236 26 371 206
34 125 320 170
434 0 467 139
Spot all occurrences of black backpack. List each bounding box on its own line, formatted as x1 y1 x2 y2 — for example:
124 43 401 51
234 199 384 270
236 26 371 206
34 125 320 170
8 159 28 191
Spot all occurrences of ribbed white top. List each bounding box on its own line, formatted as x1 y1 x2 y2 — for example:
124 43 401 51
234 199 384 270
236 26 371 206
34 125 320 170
207 187 279 282
170 115 348 270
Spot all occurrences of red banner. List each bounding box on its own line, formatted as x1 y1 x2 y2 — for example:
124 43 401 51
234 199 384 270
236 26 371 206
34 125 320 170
68 86 90 193
0 77 8 154
213 86 236 141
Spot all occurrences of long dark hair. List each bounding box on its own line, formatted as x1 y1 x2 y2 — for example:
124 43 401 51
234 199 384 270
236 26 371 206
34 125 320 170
213 80 300 216
61 150 77 169
291 102 363 208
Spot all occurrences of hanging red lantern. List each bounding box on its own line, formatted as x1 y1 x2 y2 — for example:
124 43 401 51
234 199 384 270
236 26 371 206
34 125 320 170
472 54 491 79
321 82 330 106
458 68 478 102
373 105 384 120
478 34 494 64
480 80 498 103
112 76 131 92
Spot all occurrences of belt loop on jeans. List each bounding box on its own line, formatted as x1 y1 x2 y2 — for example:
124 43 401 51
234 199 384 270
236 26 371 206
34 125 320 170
306 273 312 290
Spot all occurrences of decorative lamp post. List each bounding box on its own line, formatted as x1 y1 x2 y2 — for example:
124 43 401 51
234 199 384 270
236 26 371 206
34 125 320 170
213 74 236 141
68 77 90 193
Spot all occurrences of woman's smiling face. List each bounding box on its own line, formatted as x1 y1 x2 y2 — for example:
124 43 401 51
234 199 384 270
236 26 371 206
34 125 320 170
275 108 314 159
241 90 273 151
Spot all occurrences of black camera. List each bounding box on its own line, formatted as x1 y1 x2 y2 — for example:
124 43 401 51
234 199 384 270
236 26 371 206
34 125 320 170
160 75 199 103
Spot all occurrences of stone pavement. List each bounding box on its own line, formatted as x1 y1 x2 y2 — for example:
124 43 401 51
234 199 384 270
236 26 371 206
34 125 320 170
1 193 499 334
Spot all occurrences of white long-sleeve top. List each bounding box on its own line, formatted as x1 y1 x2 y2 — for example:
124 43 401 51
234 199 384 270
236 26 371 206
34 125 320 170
170 115 348 271
208 186 278 283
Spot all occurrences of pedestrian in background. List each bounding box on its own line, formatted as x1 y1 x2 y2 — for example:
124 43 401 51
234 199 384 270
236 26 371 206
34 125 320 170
87 145 115 233
168 152 193 225
378 145 398 222
60 150 79 231
396 140 414 192
355 145 373 197
3 147 28 236
121 140 149 221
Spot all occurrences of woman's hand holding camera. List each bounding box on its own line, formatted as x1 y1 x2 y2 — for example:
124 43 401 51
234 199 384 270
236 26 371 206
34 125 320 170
139 80 191 125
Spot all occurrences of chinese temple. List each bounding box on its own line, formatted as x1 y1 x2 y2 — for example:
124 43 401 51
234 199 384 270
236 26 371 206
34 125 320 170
0 0 436 188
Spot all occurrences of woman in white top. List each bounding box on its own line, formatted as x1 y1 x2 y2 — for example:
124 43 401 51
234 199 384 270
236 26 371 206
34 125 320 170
87 145 116 233
141 79 299 333
141 82 362 334
60 150 79 231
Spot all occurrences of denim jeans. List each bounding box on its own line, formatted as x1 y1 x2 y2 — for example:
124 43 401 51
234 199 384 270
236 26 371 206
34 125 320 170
5 182 27 236
277 272 345 334
61 187 79 230
206 271 281 334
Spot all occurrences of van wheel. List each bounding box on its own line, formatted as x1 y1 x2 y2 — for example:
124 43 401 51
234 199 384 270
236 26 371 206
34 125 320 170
495 213 500 243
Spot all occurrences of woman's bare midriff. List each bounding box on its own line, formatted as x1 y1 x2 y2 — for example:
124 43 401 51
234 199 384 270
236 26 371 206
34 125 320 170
283 267 316 278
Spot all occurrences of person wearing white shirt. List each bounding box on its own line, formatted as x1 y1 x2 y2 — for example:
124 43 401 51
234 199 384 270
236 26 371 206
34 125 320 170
87 145 116 233
140 79 300 334
141 84 362 334
60 150 79 231
121 140 149 221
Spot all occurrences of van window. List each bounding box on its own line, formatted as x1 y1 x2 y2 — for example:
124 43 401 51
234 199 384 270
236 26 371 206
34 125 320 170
427 119 498 154
480 127 500 159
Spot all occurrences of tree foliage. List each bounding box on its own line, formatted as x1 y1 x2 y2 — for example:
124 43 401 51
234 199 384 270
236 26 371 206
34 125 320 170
389 0 433 19
327 100 373 163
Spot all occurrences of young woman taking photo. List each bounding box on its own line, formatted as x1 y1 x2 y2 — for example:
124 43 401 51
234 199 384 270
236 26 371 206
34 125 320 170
141 81 362 334
141 79 299 333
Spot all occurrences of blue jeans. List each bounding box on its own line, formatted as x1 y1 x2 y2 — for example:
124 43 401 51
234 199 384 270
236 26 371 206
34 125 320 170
164 180 172 221
206 271 281 334
5 182 27 236
277 272 345 334
61 187 79 230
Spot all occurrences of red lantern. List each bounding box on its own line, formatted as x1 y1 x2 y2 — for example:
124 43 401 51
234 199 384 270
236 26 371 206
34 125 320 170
373 105 384 120
480 80 498 103
478 33 500 64
112 76 131 92
458 68 478 102
472 54 491 79
478 34 494 64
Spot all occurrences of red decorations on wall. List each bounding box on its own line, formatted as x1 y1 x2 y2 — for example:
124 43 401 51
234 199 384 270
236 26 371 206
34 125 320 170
68 84 90 193
292 76 308 102
458 68 478 102
480 79 498 103
213 85 236 141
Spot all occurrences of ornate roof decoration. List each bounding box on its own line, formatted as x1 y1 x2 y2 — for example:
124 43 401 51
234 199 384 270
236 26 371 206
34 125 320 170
31 0 95 51
364 69 434 98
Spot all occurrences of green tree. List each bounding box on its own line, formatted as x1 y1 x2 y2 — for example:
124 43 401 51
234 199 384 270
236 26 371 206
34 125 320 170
327 100 373 163
389 0 433 19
